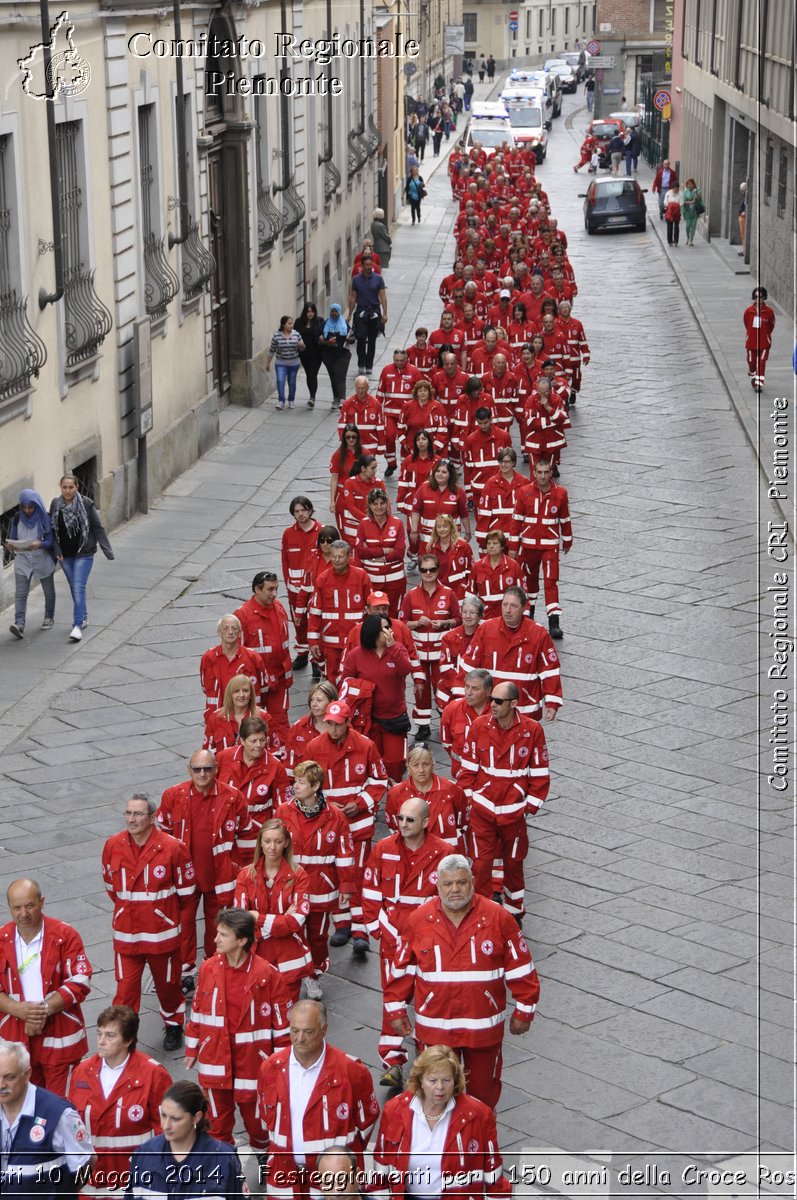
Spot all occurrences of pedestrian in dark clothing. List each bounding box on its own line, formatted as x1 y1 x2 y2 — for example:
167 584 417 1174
463 77 474 111
607 131 625 175
624 129 640 175
295 302 325 408
585 75 595 110
406 166 426 225
320 303 353 408
347 256 387 373
371 209 393 267
486 56 496 80
414 118 429 161
431 113 444 157
478 57 487 82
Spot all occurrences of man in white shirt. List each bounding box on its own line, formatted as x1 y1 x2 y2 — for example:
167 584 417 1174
0 1039 92 1199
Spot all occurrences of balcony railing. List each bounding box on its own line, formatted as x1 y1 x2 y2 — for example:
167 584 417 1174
0 289 47 399
347 128 369 175
323 159 341 200
182 221 216 301
257 183 285 253
63 268 113 367
366 114 382 157
282 179 306 233
143 232 179 321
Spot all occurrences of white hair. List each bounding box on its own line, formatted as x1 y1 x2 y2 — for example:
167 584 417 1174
0 1040 31 1072
437 853 472 876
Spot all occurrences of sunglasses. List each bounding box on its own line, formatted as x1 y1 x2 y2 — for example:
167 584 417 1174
318 537 336 544
489 696 511 705
420 567 438 574
190 765 214 773
397 816 419 823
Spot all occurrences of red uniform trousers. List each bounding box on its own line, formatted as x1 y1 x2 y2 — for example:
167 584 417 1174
181 889 224 970
521 548 561 615
305 911 332 975
746 346 770 385
385 415 399 468
379 581 406 620
377 942 406 1068
208 1086 265 1150
335 838 370 938
321 645 345 684
287 588 308 656
370 724 407 784
114 950 185 1026
470 817 529 916
263 681 291 741
414 661 442 725
28 1047 71 1098
416 1040 503 1110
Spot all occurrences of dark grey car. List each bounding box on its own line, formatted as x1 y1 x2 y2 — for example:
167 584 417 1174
580 178 648 234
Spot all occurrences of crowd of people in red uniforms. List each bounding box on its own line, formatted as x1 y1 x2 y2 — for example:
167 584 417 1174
0 138 595 1197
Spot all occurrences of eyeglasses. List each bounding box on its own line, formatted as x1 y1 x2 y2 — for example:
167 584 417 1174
420 566 438 574
318 537 336 544
397 816 419 823
190 765 214 773
489 696 511 705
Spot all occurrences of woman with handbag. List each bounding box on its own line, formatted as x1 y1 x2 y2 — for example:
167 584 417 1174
663 182 682 247
682 179 704 246
406 166 426 225
340 613 412 782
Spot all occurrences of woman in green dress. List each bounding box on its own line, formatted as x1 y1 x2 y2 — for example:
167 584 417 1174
682 178 704 246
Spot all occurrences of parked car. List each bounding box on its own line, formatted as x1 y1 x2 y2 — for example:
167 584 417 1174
548 74 564 116
609 110 643 129
587 116 625 167
579 177 648 234
558 51 589 81
553 64 578 93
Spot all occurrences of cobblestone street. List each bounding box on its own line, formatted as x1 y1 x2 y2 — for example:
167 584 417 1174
0 83 793 1195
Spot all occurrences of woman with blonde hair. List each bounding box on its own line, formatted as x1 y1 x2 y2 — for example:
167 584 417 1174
374 1045 508 1198
384 744 468 849
234 818 312 1002
203 673 271 753
426 513 473 600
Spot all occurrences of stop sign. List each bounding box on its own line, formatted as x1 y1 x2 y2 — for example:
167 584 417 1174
509 10 518 17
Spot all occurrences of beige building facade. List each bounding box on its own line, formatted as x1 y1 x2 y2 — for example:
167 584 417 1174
462 1 596 67
0 0 407 610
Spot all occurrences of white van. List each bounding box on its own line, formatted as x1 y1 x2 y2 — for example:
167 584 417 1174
501 94 551 162
470 100 511 121
464 100 515 155
501 83 553 121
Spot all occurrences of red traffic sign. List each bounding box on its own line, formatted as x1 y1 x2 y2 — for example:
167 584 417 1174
654 89 671 110
586 38 600 55
509 10 518 18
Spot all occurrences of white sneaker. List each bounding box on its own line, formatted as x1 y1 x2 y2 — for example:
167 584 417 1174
69 625 82 642
304 976 324 1000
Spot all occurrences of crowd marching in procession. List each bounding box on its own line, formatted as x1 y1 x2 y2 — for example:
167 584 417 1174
1 121 603 1200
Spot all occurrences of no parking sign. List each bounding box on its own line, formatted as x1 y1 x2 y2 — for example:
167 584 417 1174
654 89 671 110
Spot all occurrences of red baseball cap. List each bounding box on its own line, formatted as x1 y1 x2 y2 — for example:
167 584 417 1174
367 591 390 606
325 701 352 724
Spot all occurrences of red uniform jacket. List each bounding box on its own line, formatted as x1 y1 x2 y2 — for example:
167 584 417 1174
458 709 550 821
384 775 469 849
293 551 334 625
436 625 476 708
427 539 473 600
306 728 387 843
462 615 563 718
234 859 312 985
308 564 371 655
462 426 513 496
362 832 452 950
470 553 525 618
513 482 573 555
340 644 412 723
354 516 407 591
384 895 539 1047
203 706 276 754
743 303 776 350
216 746 290 855
257 1044 380 1194
431 366 469 425
157 781 251 897
475 469 530 546
335 476 386 543
374 1091 510 1200
411 483 469 541
69 1050 171 1194
397 398 449 456
184 950 291 1100
440 697 488 769
344 618 423 687
396 455 435 516
283 715 325 775
199 643 264 711
521 394 568 459
235 597 294 696
376 363 422 423
480 369 520 431
405 343 439 374
555 314 590 368
399 583 461 664
0 917 91 1065
281 520 322 599
101 828 195 957
273 800 356 910
338 394 386 457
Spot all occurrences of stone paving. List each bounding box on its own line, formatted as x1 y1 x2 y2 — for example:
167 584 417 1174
0 82 794 1197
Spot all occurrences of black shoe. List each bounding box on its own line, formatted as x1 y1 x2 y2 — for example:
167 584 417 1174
351 938 369 960
384 464 396 477
549 615 563 641
513 913 524 928
415 725 431 741
163 1025 184 1051
329 926 351 947
491 891 503 904
552 465 560 478
569 392 577 406
181 974 195 995
311 662 322 680
292 653 309 670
